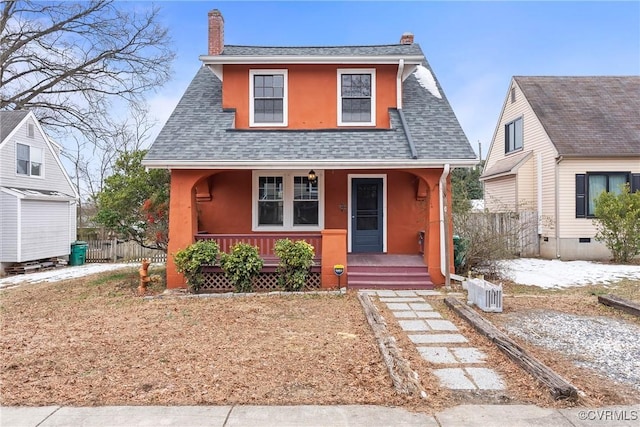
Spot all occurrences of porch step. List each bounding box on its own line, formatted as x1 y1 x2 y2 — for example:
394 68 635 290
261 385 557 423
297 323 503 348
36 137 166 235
347 263 434 290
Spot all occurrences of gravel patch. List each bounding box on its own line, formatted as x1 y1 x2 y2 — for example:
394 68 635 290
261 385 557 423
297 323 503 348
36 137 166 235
501 310 640 391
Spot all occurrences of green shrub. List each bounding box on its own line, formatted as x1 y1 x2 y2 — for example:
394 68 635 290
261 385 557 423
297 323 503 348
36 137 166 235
173 240 220 292
274 239 315 291
220 243 264 293
593 183 640 263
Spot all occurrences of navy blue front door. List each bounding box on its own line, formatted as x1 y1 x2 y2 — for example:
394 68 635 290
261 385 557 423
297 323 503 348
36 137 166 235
351 178 383 252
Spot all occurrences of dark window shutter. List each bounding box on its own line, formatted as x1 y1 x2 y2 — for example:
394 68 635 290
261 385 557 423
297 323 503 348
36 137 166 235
631 174 640 193
576 174 586 218
504 124 509 153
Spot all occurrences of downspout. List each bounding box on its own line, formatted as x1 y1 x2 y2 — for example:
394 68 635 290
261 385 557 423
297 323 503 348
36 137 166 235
396 59 404 109
396 59 419 159
537 153 543 235
555 156 563 258
439 164 451 288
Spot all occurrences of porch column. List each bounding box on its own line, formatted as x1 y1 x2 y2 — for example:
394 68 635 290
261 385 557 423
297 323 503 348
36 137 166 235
166 170 207 288
410 169 454 286
320 229 347 288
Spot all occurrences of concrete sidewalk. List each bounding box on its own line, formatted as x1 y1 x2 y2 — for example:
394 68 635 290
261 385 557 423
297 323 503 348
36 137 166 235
1 404 638 427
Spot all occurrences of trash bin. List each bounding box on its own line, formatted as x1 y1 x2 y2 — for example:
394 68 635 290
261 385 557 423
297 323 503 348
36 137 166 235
70 241 88 266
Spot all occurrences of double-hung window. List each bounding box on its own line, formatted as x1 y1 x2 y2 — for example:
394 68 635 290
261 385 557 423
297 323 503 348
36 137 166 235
16 143 43 177
575 172 639 218
337 69 376 126
505 117 523 153
254 171 323 231
250 69 288 126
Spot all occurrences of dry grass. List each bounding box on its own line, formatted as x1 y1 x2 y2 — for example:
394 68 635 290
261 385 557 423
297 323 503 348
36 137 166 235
1 268 638 411
0 270 409 408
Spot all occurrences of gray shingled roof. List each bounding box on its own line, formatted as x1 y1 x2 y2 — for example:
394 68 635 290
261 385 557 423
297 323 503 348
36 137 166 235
481 150 532 179
0 110 29 143
515 76 640 157
145 46 476 166
221 44 425 57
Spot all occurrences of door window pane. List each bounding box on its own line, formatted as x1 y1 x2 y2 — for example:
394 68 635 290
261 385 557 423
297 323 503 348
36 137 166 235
357 216 377 230
357 184 378 210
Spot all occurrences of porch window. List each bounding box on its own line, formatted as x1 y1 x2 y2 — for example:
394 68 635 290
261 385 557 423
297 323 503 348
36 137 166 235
16 143 43 177
253 171 323 231
249 69 288 127
337 69 376 126
258 176 283 225
293 176 319 225
505 117 523 153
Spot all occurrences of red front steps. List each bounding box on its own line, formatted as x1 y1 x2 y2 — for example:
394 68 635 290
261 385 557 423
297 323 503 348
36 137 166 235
347 254 434 290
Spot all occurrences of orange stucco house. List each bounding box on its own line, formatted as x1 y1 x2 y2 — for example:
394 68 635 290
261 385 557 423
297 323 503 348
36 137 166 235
143 10 477 291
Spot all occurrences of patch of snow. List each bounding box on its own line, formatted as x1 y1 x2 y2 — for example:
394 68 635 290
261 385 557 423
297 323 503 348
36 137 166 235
500 258 640 289
413 65 442 99
471 199 485 212
0 263 140 289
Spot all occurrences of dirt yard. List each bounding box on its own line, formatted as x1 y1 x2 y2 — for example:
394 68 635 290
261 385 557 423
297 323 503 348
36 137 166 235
1 268 638 412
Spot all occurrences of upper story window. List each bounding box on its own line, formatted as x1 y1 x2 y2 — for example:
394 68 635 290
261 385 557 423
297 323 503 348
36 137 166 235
337 69 376 126
249 69 288 127
16 143 43 177
505 117 523 153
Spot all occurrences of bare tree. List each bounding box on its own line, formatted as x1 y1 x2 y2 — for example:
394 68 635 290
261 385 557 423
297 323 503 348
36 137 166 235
0 0 174 138
63 104 158 228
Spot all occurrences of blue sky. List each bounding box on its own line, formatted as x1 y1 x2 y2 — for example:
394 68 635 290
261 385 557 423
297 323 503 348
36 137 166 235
146 1 640 159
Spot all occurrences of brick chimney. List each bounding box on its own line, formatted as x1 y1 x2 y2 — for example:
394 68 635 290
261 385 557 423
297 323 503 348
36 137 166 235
400 32 414 45
208 9 224 55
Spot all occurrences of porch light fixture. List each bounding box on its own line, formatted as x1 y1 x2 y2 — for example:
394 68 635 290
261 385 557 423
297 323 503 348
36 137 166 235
307 170 317 183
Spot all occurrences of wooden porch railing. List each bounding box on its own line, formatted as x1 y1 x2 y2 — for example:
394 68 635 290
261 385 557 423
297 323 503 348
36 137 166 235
194 233 322 261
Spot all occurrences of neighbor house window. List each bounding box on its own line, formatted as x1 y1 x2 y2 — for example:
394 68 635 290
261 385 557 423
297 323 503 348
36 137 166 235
16 143 43 177
337 69 376 126
575 172 637 218
505 117 523 153
253 171 323 231
249 69 288 127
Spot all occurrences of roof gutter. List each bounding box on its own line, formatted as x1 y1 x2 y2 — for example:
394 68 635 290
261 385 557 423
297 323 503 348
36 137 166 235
142 159 478 170
199 54 425 65
397 111 418 160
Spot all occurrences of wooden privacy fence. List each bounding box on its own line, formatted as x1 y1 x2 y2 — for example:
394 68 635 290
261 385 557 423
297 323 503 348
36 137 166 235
454 210 540 257
85 239 167 263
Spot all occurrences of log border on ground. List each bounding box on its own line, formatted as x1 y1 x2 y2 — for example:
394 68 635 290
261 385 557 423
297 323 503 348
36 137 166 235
598 294 640 317
444 296 578 401
357 293 426 398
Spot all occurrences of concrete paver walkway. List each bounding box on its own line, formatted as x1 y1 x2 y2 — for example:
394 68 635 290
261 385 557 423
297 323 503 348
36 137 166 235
363 289 506 391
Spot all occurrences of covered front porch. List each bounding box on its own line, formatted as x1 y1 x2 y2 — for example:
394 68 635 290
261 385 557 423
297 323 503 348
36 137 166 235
165 167 453 289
